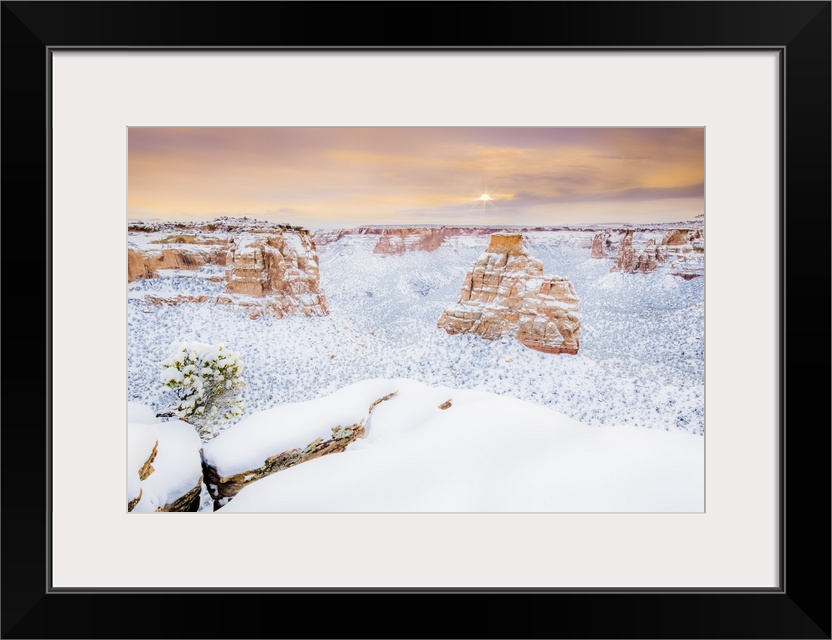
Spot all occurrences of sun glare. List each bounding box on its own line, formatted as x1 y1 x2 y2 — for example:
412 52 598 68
469 183 497 213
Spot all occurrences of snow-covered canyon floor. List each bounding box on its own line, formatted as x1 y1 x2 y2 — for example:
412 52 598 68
127 230 704 512
128 232 704 436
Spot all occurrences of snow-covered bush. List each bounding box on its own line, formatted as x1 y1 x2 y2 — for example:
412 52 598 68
160 341 245 439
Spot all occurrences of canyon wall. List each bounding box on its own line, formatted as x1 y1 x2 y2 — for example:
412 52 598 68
128 221 328 317
593 227 704 278
372 228 450 255
223 234 328 317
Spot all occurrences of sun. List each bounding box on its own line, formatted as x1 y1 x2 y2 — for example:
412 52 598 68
469 182 498 213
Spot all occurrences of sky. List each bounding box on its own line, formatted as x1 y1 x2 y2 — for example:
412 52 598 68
128 127 704 228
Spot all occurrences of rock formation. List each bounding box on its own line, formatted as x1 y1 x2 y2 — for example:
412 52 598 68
373 228 449 255
438 234 580 354
595 227 704 278
661 229 704 278
611 231 665 274
155 482 202 512
313 225 608 250
127 249 152 282
128 221 329 318
127 245 228 282
590 233 607 259
201 391 397 509
590 229 628 259
223 234 329 317
128 420 203 513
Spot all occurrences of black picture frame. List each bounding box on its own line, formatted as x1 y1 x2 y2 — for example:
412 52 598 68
2 2 829 638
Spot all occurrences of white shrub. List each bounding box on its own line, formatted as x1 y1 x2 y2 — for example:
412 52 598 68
160 341 245 439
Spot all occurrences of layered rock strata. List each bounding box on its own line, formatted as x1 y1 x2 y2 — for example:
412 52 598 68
590 229 629 259
313 226 490 248
127 245 228 282
438 234 580 354
611 231 664 274
223 234 328 317
128 224 328 318
372 228 449 255
661 229 704 278
313 225 610 250
594 228 704 278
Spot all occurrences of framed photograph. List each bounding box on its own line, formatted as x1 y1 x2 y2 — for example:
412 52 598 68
3 2 828 638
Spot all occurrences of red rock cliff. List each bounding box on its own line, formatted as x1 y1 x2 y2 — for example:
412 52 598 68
223 233 328 317
128 222 328 318
438 235 580 354
127 245 228 282
372 228 450 255
597 227 704 278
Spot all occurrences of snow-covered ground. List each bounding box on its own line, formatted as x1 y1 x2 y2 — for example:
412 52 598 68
128 231 704 436
128 402 203 512
217 379 703 512
202 379 400 478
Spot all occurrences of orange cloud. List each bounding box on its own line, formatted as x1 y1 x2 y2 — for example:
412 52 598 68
128 127 703 226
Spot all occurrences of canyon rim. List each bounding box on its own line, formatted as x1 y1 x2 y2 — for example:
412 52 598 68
127 127 705 513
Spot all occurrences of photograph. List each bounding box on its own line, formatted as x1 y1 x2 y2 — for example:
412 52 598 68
127 126 706 514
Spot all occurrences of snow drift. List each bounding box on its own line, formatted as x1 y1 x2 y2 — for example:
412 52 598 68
217 379 704 513
128 403 203 512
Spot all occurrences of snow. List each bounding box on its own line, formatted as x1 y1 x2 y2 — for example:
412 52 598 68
219 379 703 513
128 229 704 436
202 379 399 477
127 265 226 300
127 224 705 512
127 412 203 512
127 401 158 424
279 230 305 253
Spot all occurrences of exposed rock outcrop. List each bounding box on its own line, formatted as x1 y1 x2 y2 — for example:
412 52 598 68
144 295 214 306
223 234 328 317
128 248 153 282
590 229 628 259
611 231 665 274
438 234 580 354
313 225 490 248
313 225 608 249
590 233 606 259
661 229 704 279
127 488 142 512
201 391 397 510
128 419 204 513
156 482 202 512
595 227 704 278
128 221 329 318
138 440 158 481
373 228 449 255
127 246 228 282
